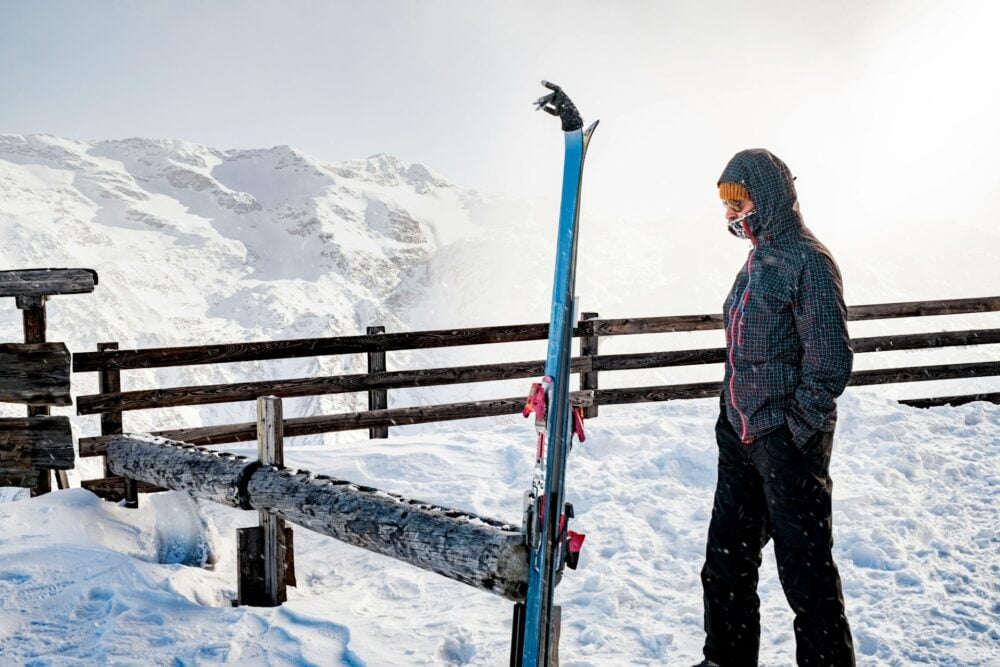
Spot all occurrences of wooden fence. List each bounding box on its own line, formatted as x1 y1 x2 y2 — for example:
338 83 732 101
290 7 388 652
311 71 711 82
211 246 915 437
72 295 1000 501
0 269 95 494
104 396 529 607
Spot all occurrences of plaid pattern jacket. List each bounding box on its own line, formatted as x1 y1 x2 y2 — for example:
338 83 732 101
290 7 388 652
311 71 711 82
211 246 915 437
718 149 853 448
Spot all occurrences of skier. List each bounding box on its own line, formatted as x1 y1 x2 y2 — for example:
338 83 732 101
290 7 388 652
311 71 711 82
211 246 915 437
693 149 856 667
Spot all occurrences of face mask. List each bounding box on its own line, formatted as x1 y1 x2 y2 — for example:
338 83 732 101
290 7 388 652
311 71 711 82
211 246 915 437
728 209 756 240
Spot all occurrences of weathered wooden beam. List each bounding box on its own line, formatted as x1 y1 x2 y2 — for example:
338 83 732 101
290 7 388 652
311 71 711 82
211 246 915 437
900 392 1000 408
75 357 580 415
851 328 1000 353
580 313 599 419
596 382 723 406
602 362 1000 407
106 436 258 507
247 468 528 601
239 525 296 606
237 526 266 606
367 326 388 439
511 603 526 666
847 296 1000 321
71 296 1000 374
72 323 562 372
79 391 595 454
257 397 288 606
594 361 1000 406
592 349 725 372
20 295 53 494
78 356 999 456
0 268 98 298
0 343 72 406
0 416 75 487
107 435 530 601
80 477 165 502
849 361 1000 386
77 328 1000 417
591 297 1000 335
594 313 725 335
97 342 123 479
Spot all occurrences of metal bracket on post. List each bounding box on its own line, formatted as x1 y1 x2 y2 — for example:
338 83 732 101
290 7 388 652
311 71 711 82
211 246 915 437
367 326 388 439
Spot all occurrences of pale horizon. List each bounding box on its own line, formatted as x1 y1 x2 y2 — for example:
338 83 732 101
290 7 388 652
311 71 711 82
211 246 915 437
3 1 999 236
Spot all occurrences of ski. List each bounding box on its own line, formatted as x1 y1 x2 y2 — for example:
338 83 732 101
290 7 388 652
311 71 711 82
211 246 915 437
518 81 598 667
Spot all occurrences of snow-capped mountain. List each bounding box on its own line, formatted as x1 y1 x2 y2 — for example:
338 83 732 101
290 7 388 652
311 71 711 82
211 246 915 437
0 135 491 456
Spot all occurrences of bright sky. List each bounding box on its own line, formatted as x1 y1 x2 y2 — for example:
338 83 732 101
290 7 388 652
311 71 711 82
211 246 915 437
2 0 999 230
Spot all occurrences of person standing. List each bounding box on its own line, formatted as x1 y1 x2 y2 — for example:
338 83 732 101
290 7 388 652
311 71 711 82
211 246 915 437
694 149 856 667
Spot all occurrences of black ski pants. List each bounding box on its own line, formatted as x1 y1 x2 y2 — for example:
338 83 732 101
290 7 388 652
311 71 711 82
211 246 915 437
701 406 855 667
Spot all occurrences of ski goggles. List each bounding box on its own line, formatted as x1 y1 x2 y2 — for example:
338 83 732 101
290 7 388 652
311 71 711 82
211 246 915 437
722 199 746 211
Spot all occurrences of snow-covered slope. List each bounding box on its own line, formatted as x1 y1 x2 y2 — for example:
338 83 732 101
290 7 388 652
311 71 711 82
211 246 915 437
0 136 998 665
0 395 997 665
0 134 487 468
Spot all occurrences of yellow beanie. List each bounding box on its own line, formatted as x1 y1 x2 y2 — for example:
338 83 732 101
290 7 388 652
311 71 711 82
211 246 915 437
719 181 749 202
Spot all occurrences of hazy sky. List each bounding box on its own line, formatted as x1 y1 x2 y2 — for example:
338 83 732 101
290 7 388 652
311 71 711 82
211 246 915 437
3 0 999 230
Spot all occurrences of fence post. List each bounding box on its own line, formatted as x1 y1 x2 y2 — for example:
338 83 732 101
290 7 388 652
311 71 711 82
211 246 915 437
18 295 54 495
579 312 599 419
238 396 294 606
258 396 288 606
97 341 136 507
510 602 526 666
367 326 388 439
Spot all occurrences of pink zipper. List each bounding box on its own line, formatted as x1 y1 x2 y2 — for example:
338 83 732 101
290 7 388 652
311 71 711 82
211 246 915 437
727 235 756 443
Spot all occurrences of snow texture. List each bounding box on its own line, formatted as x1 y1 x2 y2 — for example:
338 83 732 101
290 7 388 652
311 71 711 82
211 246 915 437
0 135 998 665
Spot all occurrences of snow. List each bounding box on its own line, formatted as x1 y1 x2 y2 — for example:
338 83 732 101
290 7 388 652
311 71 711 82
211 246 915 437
1 135 998 664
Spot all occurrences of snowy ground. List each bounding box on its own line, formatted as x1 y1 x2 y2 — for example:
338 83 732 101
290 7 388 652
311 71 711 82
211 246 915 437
1 392 997 665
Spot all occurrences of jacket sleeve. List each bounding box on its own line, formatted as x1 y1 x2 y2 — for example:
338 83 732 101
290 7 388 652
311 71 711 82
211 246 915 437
786 251 853 448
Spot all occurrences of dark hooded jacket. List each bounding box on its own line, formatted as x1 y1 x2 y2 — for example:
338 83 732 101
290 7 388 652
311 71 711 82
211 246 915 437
718 149 852 447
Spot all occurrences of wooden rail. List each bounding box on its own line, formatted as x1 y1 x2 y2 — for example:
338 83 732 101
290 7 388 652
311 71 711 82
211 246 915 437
80 392 596 454
74 328 1000 416
72 296 1000 495
107 434 529 601
72 297 1000 373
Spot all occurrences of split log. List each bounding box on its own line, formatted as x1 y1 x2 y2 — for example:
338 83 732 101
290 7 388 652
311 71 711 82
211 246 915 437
0 343 72 406
106 436 258 508
246 466 528 600
0 268 98 298
106 435 529 601
0 416 74 487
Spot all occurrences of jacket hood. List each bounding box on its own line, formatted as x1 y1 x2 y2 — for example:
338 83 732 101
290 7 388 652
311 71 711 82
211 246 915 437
718 149 802 240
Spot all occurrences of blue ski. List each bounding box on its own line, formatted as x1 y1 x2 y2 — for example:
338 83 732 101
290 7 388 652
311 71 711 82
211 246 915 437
518 81 598 667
